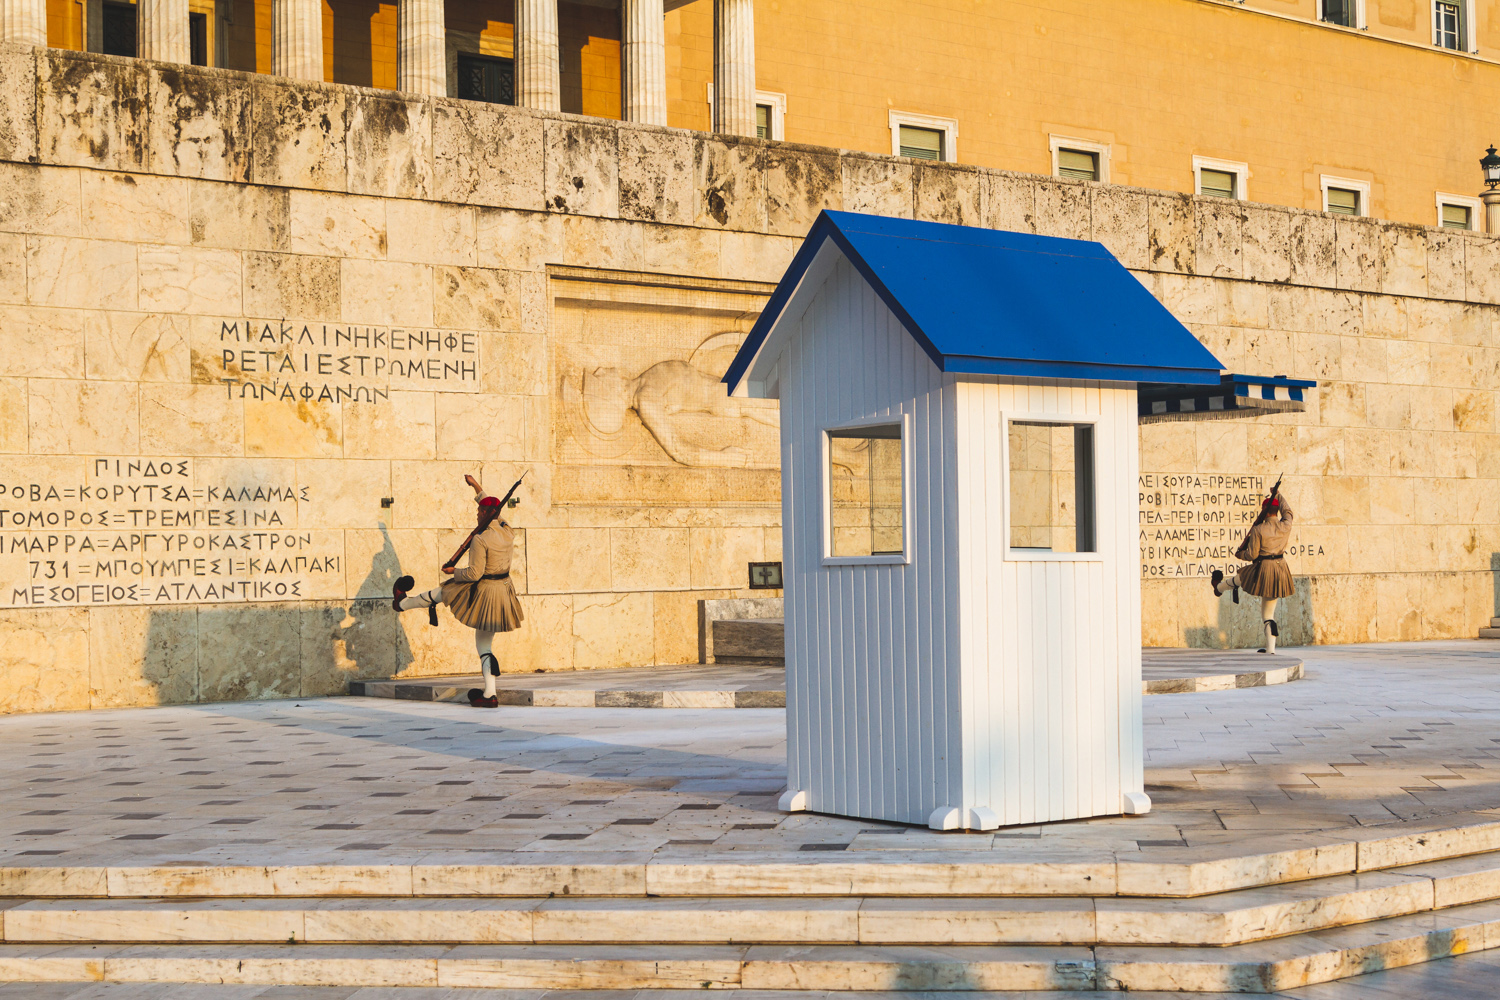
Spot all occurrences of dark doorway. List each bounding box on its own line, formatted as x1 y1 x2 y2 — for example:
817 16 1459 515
189 11 208 65
457 53 515 106
102 1 137 57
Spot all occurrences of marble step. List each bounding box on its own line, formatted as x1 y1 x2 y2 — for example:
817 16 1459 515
6 816 1500 902
9 850 1500 949
1 898 1499 991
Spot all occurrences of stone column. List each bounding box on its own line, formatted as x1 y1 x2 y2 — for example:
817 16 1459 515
0 0 47 46
273 0 324 81
398 0 446 95
712 0 755 136
622 0 666 125
138 0 191 63
1484 191 1500 235
515 0 560 112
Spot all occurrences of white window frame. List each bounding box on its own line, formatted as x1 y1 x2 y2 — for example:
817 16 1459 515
1000 412 1104 564
704 85 787 140
887 110 958 163
1320 175 1372 216
1193 155 1250 201
1435 191 1483 230
1049 134 1111 184
1319 0 1366 29
1432 0 1477 53
820 413 911 568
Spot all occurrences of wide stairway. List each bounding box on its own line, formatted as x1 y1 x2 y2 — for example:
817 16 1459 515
4 817 1500 992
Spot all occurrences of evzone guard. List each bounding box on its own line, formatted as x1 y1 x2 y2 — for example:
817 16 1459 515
392 473 526 707
1211 477 1294 654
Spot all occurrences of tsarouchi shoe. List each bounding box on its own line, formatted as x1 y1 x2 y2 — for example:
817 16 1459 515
1210 569 1224 593
392 575 415 612
468 691 498 708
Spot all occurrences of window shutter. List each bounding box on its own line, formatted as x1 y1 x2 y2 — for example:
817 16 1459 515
1441 203 1472 229
898 125 944 161
756 104 770 140
1326 187 1360 215
1199 168 1237 199
1057 149 1099 181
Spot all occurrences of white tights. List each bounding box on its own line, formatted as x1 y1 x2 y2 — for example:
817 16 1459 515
1214 572 1280 653
399 587 499 696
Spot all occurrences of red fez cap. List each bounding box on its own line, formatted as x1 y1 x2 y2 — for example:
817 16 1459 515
479 496 502 507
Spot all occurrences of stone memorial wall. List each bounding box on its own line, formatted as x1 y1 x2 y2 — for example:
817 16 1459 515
0 45 1496 713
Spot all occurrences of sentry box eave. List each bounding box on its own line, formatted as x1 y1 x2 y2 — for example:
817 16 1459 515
723 210 1312 831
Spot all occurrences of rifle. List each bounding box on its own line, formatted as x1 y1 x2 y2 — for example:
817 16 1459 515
442 470 528 572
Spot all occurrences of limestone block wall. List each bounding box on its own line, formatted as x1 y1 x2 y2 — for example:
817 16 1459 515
0 44 1495 713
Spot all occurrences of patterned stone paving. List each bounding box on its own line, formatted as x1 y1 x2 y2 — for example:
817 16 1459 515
1 641 1498 867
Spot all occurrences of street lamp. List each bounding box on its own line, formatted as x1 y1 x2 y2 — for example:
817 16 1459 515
1483 146 1500 234
1483 145 1500 189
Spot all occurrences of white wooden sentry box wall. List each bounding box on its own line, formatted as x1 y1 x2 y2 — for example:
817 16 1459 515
726 211 1228 831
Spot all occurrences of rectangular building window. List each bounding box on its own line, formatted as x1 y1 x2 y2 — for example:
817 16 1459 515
1056 148 1100 182
1198 168 1237 199
101 1 137 57
457 53 516 106
1008 421 1095 554
1435 1 1463 50
1441 203 1473 229
898 125 944 161
1321 0 1355 26
756 104 771 140
1325 187 1361 215
827 424 904 559
189 11 208 66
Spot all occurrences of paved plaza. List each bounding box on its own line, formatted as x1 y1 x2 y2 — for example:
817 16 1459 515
3 642 1498 867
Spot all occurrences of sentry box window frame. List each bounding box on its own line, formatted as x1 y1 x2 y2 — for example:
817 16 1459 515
748 561 784 589
821 413 912 567
1001 411 1102 563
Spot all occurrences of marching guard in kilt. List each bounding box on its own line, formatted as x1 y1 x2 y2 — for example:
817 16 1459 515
1211 480 1294 654
393 474 525 707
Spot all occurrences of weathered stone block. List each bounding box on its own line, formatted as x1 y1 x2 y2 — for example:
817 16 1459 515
0 235 21 303
28 377 138 454
339 259 433 326
1241 205 1292 284
81 170 195 244
985 171 1035 233
1335 216 1381 292
689 525 765 590
618 125 695 225
0 44 37 164
188 182 290 252
38 50 146 172
1194 198 1242 278
0 162 81 236
642 223 720 277
481 330 547 397
1289 211 1337 287
294 459 391 530
435 265 519 330
287 189 387 258
26 236 137 309
544 118 619 217
140 383 242 455
765 143 840 237
1147 192 1194 274
1425 229 1465 300
695 135 767 231
914 162 984 227
1089 186 1148 270
526 527 612 593
1463 235 1500 305
1033 178 1089 240
561 214 644 271
243 251 341 320
146 63 252 182
840 153 912 219
718 229 798 283
244 397 343 458
434 392 526 461
88 606 199 708
1379 223 1427 298
475 207 563 272
653 590 702 666
138 243 242 314
343 390 437 461
431 100 544 210
573 591 654 669
250 78 347 191
609 527 691 591
346 92 433 199
0 378 26 452
0 608 90 714
198 603 303 703
387 199 475 265
0 305 85 377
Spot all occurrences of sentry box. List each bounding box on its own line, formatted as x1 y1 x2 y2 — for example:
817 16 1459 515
723 211 1308 830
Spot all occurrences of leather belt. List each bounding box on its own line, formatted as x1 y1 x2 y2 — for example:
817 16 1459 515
480 572 510 580
1253 554 1284 562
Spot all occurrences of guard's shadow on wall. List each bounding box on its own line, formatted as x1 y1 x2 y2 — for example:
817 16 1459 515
1183 576 1314 650
138 525 415 704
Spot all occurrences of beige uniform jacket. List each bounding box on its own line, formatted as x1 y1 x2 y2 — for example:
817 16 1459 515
1233 501 1295 600
441 522 525 632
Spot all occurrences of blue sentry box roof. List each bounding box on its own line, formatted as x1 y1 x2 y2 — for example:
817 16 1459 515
725 210 1225 391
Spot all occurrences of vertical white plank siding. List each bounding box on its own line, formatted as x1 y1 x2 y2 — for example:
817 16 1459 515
779 252 1145 828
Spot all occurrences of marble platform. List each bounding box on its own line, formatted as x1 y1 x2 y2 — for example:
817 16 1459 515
3 641 1498 992
348 649 1304 705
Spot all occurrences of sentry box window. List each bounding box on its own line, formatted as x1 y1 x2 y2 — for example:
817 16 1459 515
1007 421 1096 554
748 561 783 589
826 423 905 561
